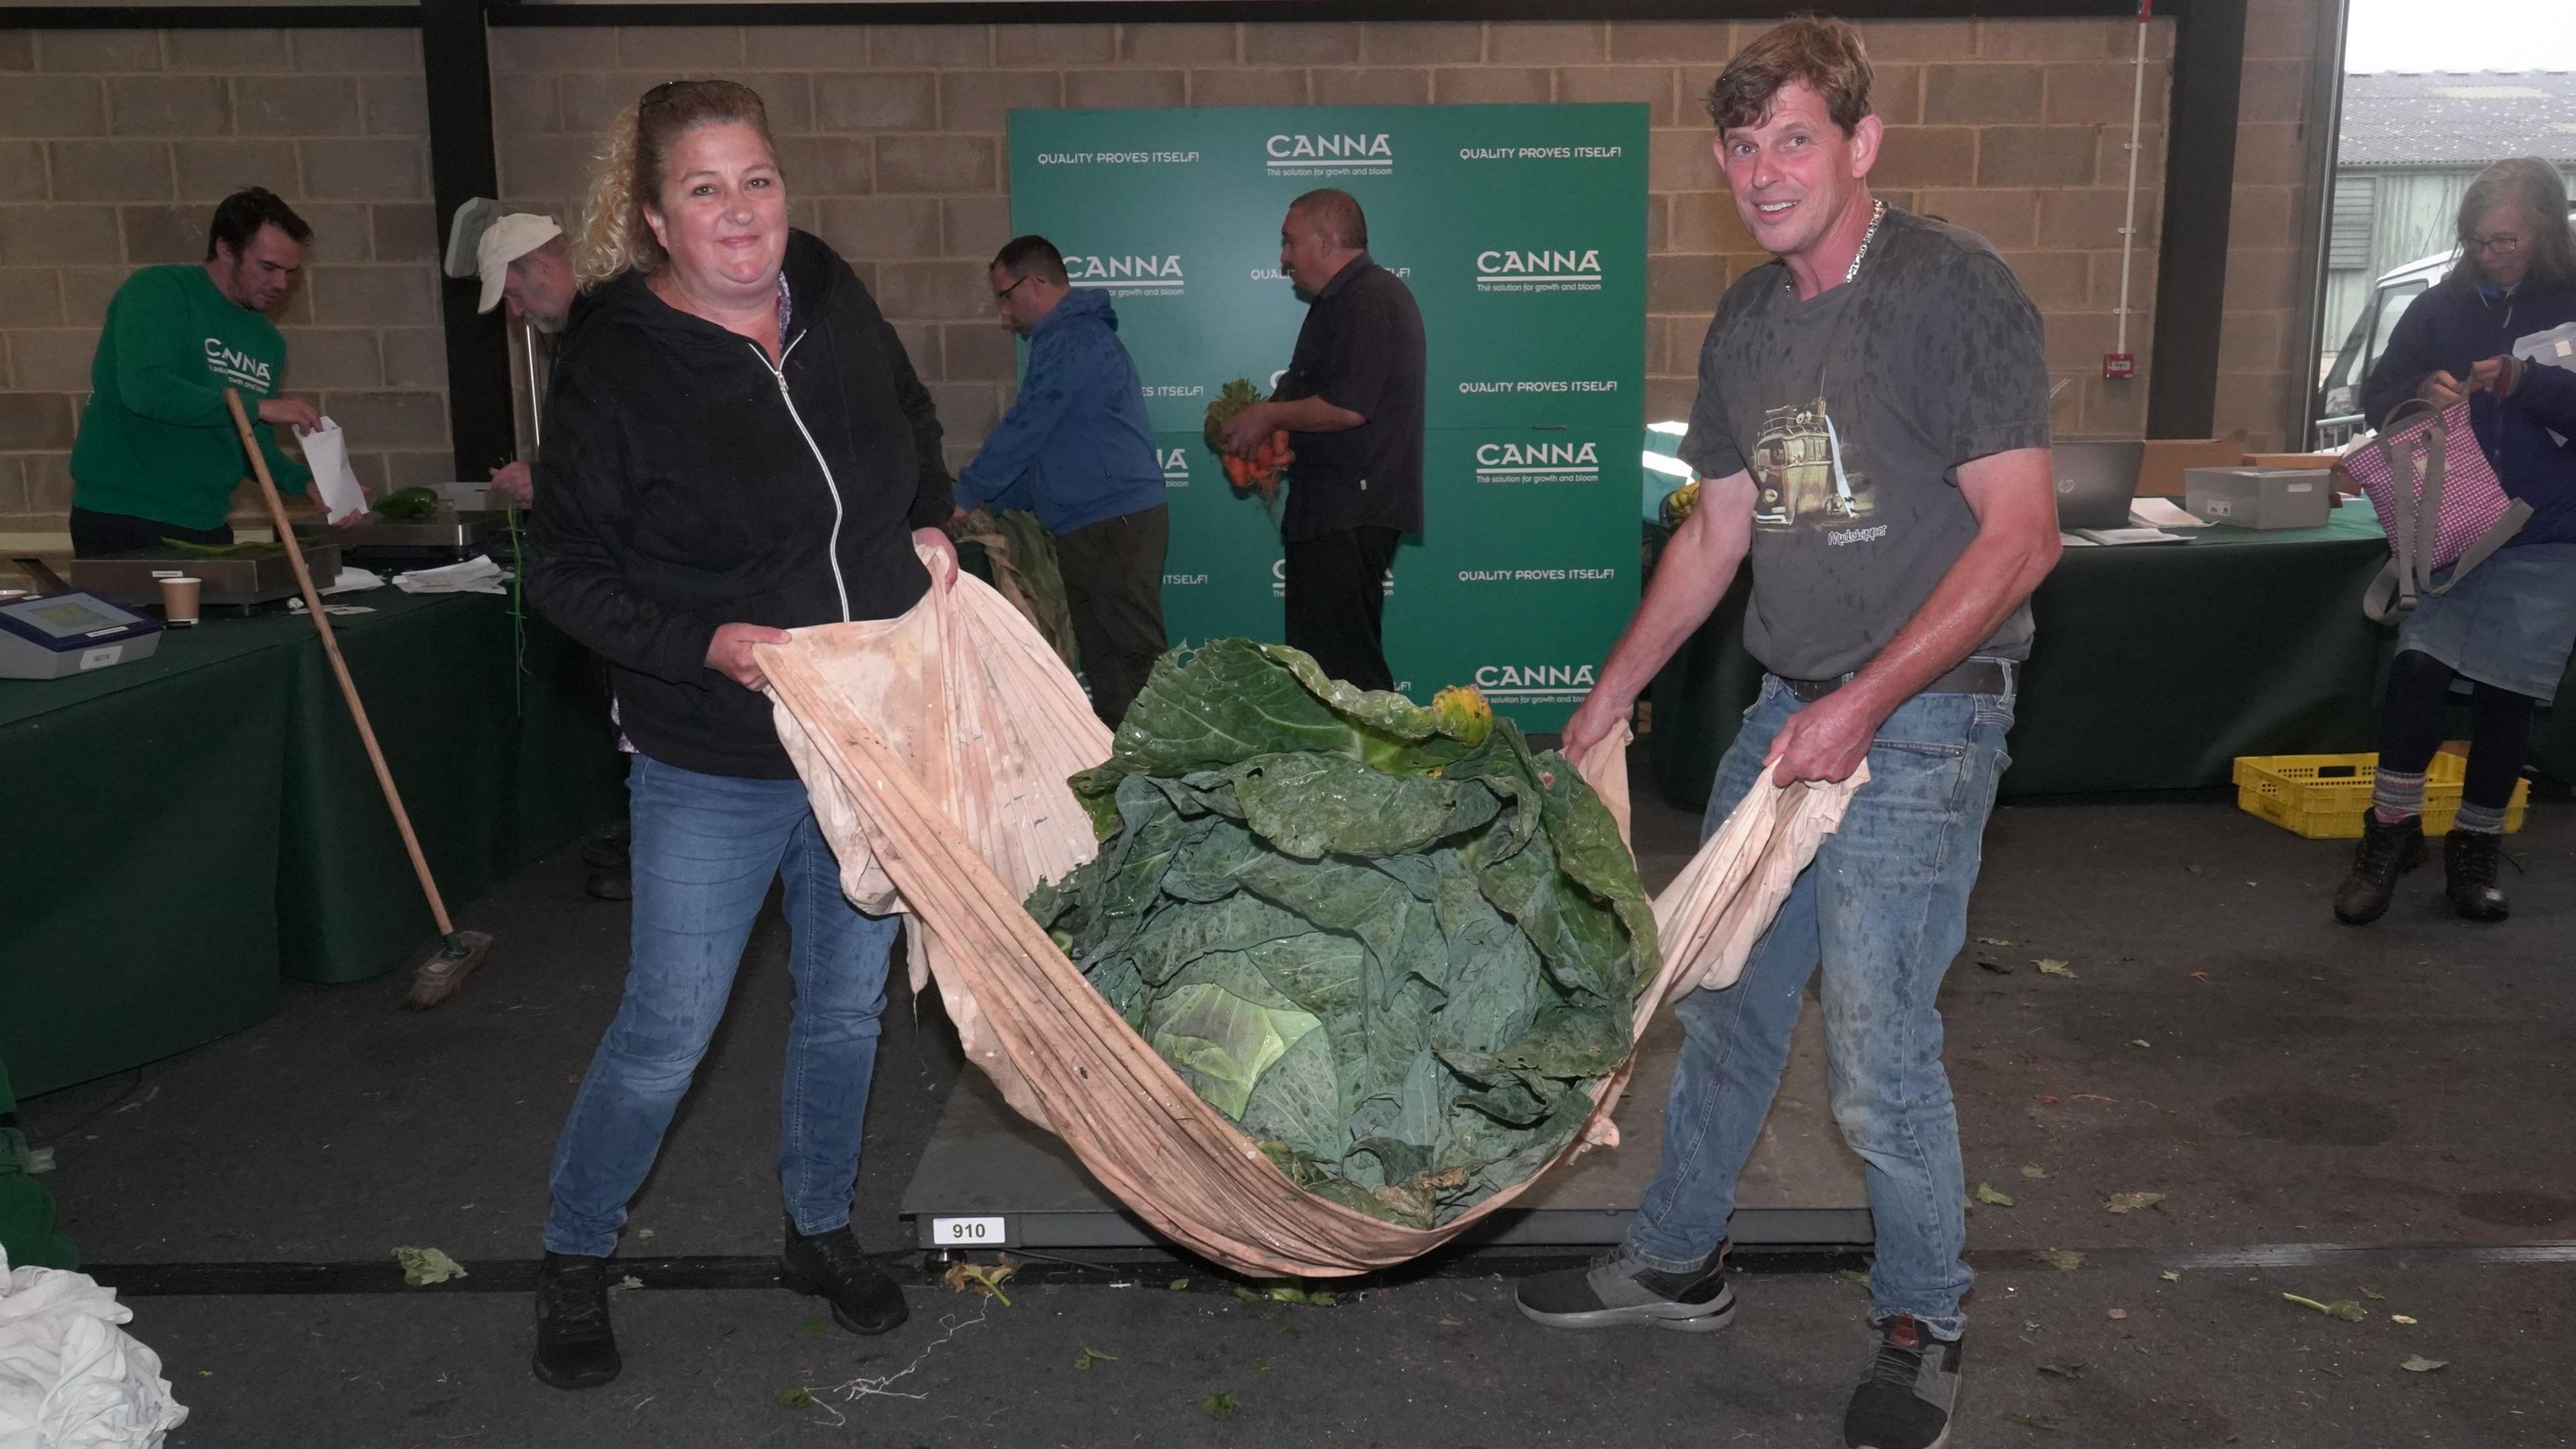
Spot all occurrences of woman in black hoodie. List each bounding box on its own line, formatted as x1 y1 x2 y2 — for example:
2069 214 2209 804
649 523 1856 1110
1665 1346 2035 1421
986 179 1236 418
523 79 956 1391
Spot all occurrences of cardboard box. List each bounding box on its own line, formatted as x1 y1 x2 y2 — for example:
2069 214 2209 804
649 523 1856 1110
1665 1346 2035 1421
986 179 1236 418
2132 433 2248 497
2243 451 2344 470
2184 467 2333 529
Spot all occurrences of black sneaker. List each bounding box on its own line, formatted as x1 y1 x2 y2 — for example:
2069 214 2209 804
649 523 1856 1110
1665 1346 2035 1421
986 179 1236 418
531 1252 621 1390
1515 1242 1735 1332
584 869 633 902
780 1216 908 1335
1844 1314 1962 1449
580 819 632 871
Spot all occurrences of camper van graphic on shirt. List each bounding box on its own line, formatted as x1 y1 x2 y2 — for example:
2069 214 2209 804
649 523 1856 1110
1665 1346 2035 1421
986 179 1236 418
1751 397 1876 531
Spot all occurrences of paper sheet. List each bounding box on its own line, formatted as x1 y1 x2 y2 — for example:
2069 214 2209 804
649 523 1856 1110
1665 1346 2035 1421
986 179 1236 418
297 418 368 523
321 566 383 596
2077 526 2192 546
392 557 509 596
2127 496 2209 529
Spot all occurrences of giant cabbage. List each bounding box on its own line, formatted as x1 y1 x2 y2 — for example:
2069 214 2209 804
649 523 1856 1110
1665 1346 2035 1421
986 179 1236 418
1026 640 1658 1228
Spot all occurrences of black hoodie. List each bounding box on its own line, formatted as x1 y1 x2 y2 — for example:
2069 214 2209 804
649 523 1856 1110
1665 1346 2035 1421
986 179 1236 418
527 229 953 779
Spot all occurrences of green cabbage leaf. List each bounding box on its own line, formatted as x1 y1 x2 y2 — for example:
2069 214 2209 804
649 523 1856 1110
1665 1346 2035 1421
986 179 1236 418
1030 640 1656 1228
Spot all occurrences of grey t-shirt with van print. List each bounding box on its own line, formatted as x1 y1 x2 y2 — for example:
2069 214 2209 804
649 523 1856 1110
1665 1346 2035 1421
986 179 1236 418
1678 208 2052 682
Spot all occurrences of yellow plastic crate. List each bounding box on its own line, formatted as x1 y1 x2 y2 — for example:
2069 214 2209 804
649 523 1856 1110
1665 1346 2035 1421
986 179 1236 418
2232 751 2529 840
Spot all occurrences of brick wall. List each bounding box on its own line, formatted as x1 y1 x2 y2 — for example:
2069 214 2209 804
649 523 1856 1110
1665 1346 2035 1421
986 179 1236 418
0 12 2328 547
0 25 445 547
2216 0 2329 449
487 15 2188 478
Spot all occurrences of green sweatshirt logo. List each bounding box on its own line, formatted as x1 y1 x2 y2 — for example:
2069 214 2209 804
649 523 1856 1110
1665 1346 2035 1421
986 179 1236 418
201 338 275 392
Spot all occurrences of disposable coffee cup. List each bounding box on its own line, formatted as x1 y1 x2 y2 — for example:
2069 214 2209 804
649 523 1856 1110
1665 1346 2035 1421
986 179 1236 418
160 575 203 627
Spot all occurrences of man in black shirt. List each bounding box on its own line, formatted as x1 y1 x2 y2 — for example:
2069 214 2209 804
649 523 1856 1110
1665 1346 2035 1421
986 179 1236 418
1217 189 1426 693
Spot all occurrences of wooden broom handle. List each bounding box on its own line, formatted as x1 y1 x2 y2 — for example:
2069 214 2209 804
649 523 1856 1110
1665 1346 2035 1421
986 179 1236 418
225 388 456 937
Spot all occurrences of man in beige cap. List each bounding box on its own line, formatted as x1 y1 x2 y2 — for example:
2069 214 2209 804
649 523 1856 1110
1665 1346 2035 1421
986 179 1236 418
445 202 578 504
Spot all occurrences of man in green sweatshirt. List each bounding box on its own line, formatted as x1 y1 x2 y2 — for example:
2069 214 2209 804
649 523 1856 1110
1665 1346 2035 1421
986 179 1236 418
68 187 339 557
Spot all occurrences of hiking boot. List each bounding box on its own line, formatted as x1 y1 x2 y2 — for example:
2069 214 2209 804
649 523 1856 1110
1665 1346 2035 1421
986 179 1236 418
531 1252 621 1390
1514 1242 1735 1333
2332 812 2424 924
780 1216 908 1335
1844 1314 1962 1449
2444 827 2509 922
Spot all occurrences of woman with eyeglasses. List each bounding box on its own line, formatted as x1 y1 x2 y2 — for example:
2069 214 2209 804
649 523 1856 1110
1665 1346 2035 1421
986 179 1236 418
521 78 958 1389
2338 156 2576 926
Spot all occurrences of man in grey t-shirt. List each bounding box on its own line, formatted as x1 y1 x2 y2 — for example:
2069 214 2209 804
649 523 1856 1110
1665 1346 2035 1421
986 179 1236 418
1514 19 2059 1449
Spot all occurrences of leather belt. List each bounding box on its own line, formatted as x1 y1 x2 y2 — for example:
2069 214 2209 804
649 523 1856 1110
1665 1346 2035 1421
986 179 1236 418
1781 658 2012 704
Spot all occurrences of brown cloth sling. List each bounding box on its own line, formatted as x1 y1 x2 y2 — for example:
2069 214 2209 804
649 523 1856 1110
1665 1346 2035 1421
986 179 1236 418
758 559 1860 1278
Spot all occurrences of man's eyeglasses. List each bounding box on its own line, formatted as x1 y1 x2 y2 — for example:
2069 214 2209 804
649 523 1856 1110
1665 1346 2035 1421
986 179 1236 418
2463 232 2523 257
993 274 1032 303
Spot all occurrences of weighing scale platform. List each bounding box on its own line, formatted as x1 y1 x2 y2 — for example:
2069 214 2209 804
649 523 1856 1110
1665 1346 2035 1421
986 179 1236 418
900 1000 1871 1258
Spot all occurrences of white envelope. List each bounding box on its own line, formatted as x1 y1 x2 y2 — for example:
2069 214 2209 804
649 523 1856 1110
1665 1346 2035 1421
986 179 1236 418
297 417 368 523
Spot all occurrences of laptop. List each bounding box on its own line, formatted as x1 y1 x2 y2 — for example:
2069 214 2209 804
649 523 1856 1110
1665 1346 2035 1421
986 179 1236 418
2051 441 2145 530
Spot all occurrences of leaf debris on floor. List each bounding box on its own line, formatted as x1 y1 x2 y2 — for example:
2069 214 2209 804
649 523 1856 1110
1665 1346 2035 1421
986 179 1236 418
2284 1293 2369 1322
943 1259 1017 1306
393 1246 466 1287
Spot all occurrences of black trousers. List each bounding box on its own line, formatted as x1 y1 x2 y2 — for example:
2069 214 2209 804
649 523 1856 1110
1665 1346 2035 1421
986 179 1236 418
2378 647 2536 812
1283 525 1400 694
70 506 230 559
1055 503 1170 727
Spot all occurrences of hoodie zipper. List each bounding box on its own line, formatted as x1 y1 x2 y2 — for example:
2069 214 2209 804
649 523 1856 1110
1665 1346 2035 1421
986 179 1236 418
749 332 851 623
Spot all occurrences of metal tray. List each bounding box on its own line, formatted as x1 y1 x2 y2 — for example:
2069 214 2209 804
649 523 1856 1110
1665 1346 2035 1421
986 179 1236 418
70 542 342 609
299 509 504 564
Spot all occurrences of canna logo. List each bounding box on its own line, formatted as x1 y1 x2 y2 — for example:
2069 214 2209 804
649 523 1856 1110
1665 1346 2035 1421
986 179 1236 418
1474 440 1600 484
1159 447 1191 486
1271 557 1392 597
1473 249 1605 294
1472 662 1597 704
203 337 273 390
1063 254 1185 295
1265 133 1395 176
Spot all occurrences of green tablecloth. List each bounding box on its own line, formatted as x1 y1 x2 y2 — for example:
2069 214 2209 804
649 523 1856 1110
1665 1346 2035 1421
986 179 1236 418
1648 508 2570 808
0 589 625 1096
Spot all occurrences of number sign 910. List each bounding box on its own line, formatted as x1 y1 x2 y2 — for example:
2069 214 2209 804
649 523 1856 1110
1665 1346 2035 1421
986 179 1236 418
932 1216 1005 1246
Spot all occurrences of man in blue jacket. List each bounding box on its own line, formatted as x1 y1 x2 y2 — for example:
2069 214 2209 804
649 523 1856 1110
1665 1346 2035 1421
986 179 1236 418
956 234 1169 725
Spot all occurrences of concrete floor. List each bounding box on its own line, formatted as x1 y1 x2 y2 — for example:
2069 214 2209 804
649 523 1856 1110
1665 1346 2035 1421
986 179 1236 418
19 760 2576 1448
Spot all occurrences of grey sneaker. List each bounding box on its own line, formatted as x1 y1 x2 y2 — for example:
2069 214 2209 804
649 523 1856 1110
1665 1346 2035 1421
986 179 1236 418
1843 1314 1962 1449
1514 1242 1735 1332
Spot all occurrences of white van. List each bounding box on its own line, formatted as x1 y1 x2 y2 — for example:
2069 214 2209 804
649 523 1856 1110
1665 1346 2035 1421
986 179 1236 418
2314 208 2576 448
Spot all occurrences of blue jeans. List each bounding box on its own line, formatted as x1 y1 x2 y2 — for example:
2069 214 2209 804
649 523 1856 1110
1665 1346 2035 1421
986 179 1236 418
1627 672 2016 1338
543 755 900 1257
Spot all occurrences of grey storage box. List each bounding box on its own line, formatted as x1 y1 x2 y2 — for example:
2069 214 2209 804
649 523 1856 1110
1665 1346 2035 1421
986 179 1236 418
2183 466 2333 530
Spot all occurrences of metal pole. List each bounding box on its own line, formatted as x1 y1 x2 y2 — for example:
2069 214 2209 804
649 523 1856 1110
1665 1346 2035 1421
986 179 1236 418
2295 0 2354 449
2114 1 2151 358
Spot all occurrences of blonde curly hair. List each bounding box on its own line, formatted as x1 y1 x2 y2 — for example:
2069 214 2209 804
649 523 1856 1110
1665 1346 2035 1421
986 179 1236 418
574 78 775 290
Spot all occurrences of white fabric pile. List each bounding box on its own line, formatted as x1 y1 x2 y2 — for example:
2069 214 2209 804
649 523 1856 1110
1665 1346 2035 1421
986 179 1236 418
0 1246 186 1447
